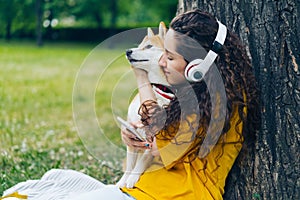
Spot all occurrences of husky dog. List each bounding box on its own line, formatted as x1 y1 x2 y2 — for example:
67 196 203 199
117 22 174 188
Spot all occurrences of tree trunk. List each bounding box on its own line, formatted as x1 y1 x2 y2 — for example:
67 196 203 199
177 0 300 199
109 0 118 36
2 0 15 41
35 0 43 47
110 0 117 28
5 19 12 41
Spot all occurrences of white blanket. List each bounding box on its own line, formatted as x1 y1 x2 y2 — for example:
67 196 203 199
2 169 134 200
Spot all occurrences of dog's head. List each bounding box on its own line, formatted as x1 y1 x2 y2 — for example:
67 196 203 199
126 22 169 86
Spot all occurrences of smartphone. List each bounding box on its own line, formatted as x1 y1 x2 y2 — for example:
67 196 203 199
116 116 145 141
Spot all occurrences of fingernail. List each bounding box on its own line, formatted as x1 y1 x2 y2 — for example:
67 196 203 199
136 123 144 128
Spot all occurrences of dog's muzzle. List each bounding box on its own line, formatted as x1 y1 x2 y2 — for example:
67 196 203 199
126 49 149 63
126 49 133 57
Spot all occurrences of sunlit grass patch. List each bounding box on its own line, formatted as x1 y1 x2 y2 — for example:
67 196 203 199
0 40 129 194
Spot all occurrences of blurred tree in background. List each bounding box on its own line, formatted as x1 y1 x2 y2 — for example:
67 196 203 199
0 0 177 43
0 0 35 40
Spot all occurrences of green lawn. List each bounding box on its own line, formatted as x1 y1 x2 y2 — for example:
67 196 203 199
0 40 133 194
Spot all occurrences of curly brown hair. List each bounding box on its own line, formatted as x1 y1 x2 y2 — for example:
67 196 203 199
166 9 261 162
140 9 261 165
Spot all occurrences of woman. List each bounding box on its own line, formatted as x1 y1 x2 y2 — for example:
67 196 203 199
121 9 260 200
1 9 260 200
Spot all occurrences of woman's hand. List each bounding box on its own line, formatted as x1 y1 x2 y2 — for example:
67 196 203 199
132 67 148 80
120 121 160 157
132 68 150 87
151 137 160 157
121 121 150 150
132 67 157 105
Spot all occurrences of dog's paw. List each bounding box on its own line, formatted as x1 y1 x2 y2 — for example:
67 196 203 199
125 174 141 188
116 175 128 188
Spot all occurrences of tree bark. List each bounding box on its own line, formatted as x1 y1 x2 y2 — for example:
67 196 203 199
177 0 300 199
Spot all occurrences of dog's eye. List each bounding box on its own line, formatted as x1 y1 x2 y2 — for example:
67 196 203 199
144 45 153 49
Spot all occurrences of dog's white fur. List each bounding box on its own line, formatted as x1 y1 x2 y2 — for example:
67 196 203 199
117 22 173 188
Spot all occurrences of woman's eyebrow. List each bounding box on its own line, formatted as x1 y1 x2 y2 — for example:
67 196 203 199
165 49 175 56
165 49 184 59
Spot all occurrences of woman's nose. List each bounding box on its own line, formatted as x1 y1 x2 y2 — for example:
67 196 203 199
159 53 167 67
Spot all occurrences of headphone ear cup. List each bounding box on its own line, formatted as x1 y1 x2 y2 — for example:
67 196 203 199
184 59 207 82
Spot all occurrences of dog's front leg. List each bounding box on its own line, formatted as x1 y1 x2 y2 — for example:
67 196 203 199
125 150 153 188
116 146 138 188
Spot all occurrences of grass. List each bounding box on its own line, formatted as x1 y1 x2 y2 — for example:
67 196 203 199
0 40 133 195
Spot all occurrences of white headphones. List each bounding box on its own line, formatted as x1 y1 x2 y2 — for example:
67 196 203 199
184 20 227 82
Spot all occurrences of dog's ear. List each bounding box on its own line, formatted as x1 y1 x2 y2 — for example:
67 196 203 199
147 27 155 38
158 21 167 40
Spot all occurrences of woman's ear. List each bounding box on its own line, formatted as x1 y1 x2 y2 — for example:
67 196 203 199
158 21 167 40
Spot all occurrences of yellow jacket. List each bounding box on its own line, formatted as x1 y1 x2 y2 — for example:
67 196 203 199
122 105 244 200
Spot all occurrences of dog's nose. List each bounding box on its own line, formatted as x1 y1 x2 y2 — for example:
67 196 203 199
126 49 132 57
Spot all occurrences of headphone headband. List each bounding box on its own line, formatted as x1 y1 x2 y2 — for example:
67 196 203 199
184 20 227 82
215 21 227 46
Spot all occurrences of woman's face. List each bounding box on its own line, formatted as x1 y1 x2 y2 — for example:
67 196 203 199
159 49 187 85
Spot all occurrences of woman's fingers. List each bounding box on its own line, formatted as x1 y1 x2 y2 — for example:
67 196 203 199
129 121 144 129
150 137 160 157
121 127 151 150
121 126 136 140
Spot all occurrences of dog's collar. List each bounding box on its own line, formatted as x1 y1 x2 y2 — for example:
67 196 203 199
152 83 172 94
152 84 174 100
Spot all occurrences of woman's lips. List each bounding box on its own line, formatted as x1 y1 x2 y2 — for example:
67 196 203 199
163 70 170 75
